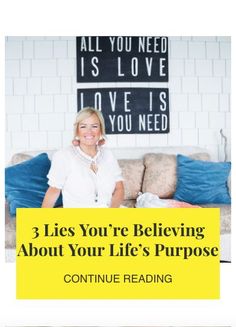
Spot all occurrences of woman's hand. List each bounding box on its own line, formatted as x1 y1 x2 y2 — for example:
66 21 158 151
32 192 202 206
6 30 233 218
110 181 124 208
41 186 61 208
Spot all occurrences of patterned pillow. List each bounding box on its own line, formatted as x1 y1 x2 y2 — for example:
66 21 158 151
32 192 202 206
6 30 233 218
118 159 145 200
142 153 210 198
10 153 33 165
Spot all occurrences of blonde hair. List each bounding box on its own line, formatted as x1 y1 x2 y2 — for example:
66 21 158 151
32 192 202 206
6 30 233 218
73 107 106 140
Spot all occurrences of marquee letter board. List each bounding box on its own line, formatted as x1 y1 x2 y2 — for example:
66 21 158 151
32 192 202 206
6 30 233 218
76 36 169 134
76 36 168 82
77 88 169 134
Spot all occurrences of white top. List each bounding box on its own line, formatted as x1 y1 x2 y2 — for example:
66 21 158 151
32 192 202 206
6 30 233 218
47 145 123 208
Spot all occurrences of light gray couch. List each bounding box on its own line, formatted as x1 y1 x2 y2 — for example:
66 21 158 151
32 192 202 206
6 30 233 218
5 146 231 262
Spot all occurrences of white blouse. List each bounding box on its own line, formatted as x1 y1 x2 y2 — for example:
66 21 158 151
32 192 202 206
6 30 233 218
47 145 123 208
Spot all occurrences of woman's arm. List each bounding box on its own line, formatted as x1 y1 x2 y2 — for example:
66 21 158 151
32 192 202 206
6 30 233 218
110 181 124 208
41 186 61 208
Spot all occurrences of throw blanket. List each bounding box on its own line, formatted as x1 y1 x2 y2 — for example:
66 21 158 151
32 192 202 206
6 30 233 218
136 192 200 208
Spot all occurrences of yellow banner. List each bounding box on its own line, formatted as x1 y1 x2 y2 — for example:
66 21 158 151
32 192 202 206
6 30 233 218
16 208 220 299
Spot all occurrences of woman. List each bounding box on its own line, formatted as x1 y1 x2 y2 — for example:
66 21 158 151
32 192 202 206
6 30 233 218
42 107 124 208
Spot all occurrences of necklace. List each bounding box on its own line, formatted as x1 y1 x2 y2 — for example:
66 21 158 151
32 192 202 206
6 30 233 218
72 145 101 174
90 161 98 174
71 145 102 203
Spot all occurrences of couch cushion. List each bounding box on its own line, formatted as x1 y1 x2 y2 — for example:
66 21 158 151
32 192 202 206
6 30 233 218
199 204 231 234
122 199 136 208
10 153 33 165
5 201 16 249
173 154 231 205
142 152 210 198
118 159 145 200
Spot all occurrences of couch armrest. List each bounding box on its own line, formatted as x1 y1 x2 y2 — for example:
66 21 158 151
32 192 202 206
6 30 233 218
5 202 16 249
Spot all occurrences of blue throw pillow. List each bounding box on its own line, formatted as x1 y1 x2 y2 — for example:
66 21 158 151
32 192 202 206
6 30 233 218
5 153 62 217
173 154 231 204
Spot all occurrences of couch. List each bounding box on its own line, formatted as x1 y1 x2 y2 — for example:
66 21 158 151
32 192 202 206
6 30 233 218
5 146 231 262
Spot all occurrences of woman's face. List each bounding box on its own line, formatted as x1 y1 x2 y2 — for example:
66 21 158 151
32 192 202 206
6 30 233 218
77 114 101 147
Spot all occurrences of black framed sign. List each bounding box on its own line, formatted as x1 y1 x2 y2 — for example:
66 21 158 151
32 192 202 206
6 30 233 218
77 88 169 134
76 36 168 82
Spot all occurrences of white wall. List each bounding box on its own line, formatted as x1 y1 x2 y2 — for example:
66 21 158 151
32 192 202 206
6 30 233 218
5 36 231 162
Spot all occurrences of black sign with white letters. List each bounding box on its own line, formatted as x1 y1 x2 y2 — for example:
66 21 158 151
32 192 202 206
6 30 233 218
76 36 168 82
77 88 169 134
